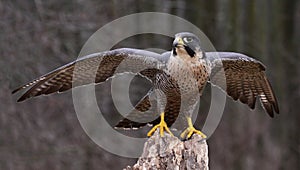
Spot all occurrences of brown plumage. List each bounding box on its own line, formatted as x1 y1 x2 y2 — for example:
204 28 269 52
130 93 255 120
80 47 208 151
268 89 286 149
12 48 166 102
12 32 279 132
207 52 279 117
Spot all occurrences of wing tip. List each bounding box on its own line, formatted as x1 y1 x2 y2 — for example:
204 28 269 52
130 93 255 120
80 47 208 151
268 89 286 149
274 102 280 114
12 86 29 102
12 89 18 94
17 98 24 102
268 111 275 118
16 94 28 102
267 104 280 118
12 86 23 94
266 96 279 117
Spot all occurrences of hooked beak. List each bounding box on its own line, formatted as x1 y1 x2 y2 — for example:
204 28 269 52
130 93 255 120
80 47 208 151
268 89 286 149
172 37 196 58
172 37 185 48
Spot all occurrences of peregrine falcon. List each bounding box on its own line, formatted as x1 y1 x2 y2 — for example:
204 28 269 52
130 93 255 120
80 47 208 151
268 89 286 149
12 32 279 139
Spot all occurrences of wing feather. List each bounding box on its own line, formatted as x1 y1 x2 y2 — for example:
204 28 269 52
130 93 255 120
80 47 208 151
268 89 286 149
12 48 168 102
207 52 279 117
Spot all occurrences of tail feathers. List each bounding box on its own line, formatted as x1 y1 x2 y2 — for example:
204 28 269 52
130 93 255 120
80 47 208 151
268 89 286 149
115 89 159 129
114 118 147 129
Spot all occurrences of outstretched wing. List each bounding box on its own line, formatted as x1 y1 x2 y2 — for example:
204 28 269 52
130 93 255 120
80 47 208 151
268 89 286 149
12 48 169 102
206 52 279 117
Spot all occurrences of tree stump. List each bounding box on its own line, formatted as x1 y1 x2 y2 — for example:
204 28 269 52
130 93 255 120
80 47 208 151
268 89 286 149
124 130 209 170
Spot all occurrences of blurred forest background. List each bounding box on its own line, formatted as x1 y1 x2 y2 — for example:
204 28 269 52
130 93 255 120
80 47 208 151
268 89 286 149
1 0 299 169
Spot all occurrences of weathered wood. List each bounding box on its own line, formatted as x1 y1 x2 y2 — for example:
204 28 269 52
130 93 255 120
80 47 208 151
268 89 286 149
124 130 209 170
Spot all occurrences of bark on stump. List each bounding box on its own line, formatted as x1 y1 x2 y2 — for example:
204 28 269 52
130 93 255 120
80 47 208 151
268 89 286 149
124 130 209 170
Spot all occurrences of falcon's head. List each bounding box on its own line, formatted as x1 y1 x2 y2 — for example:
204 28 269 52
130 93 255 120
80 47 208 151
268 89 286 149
172 32 203 60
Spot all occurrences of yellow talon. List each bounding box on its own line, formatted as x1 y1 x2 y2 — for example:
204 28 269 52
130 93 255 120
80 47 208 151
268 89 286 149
147 112 174 137
180 116 207 139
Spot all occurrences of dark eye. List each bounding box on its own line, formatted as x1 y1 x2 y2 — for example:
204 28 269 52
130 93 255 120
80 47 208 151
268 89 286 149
183 37 193 43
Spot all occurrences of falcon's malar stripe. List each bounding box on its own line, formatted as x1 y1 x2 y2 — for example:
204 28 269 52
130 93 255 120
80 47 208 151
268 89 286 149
183 45 196 57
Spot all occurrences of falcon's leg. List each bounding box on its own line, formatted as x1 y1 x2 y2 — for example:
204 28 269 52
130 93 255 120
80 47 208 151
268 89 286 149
180 116 207 139
147 112 174 137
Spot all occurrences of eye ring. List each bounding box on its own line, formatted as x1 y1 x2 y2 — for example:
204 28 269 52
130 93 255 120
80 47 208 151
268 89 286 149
183 37 193 43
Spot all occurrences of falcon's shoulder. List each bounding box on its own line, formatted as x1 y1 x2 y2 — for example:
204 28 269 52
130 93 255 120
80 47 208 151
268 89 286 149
12 48 170 102
206 52 279 117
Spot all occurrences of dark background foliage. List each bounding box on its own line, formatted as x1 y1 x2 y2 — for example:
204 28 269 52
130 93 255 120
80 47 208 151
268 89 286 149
1 0 299 169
